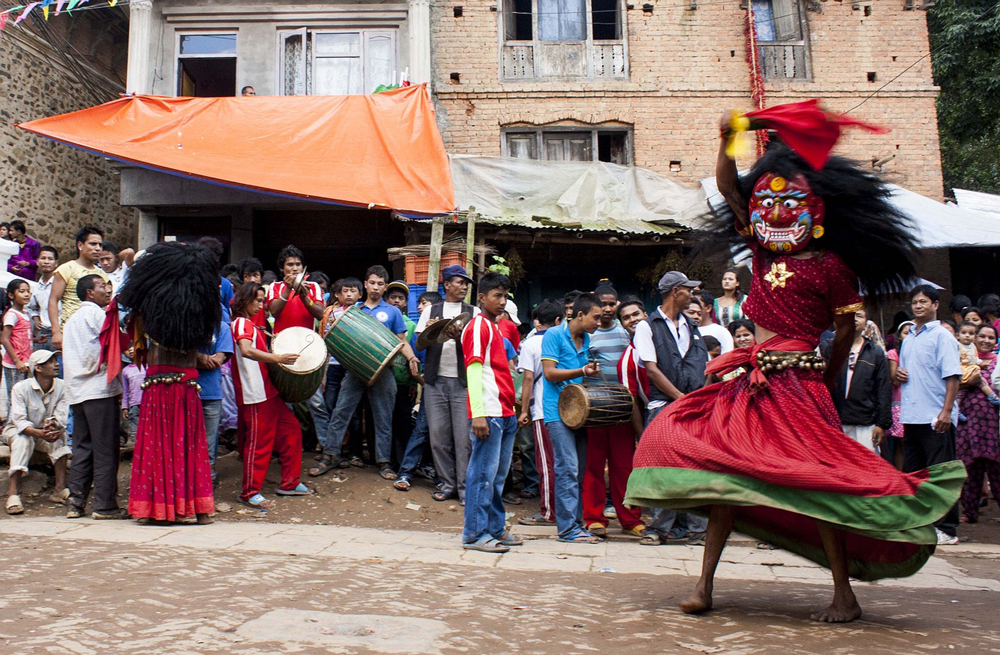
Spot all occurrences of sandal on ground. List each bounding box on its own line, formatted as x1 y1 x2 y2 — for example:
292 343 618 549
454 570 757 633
501 492 523 505
92 508 130 520
463 535 510 553
495 529 524 547
379 464 398 481
347 455 365 468
687 533 707 547
431 490 454 502
639 533 665 546
557 531 602 544
586 522 608 538
517 513 556 527
6 495 23 515
276 483 312 496
519 489 539 499
243 493 270 508
66 504 85 519
49 488 70 504
624 524 647 538
308 454 339 477
393 477 411 491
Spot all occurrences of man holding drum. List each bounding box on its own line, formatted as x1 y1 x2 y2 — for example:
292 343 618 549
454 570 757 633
267 245 330 455
322 265 420 482
540 293 602 544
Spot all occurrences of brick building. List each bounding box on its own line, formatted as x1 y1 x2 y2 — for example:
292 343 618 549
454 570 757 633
431 0 943 197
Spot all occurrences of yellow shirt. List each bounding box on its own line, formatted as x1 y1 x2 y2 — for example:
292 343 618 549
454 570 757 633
54 260 109 327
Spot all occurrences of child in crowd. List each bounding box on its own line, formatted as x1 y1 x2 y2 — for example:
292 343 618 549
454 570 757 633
2 279 34 408
957 321 999 405
230 281 309 506
312 277 364 474
702 335 721 360
120 347 146 448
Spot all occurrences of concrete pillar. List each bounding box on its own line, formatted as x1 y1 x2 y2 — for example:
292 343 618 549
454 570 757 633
408 0 431 85
126 0 154 95
137 209 158 251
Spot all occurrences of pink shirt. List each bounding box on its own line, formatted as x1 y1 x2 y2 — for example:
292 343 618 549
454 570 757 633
2 308 32 369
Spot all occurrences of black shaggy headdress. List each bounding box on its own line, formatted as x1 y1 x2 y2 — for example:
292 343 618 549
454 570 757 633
710 141 919 298
118 241 221 351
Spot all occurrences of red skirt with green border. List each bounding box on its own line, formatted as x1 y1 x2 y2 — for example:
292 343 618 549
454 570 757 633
625 344 965 582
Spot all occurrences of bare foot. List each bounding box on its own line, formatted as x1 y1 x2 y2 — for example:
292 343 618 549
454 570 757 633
679 586 713 615
811 595 862 623
196 513 214 525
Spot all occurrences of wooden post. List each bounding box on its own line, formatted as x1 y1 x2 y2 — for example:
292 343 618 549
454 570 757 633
426 216 444 293
465 211 476 303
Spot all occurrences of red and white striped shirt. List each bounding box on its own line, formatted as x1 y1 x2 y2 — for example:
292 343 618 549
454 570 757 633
618 343 649 407
462 315 516 418
231 317 279 405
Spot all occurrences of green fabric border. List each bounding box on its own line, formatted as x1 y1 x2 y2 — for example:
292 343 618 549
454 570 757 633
624 461 965 581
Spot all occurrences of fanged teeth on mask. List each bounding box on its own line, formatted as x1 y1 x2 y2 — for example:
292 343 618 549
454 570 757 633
757 223 808 244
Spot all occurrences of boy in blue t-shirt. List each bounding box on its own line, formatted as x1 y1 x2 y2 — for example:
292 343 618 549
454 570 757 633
540 292 602 543
197 320 234 480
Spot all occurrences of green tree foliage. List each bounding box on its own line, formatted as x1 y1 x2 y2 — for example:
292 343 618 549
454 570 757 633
927 1 1000 194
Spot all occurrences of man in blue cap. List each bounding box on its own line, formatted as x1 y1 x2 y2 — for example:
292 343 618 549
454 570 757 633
415 264 478 502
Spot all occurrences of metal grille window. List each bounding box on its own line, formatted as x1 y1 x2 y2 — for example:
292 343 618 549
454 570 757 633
752 0 810 80
280 29 397 96
500 0 627 80
504 129 630 165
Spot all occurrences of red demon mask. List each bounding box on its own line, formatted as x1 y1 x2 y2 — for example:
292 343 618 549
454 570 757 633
748 173 826 254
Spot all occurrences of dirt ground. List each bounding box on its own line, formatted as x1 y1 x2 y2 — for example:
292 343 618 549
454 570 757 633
7 448 1000 544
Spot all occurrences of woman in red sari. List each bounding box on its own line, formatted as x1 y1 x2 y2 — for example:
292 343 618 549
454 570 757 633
626 109 964 623
120 242 220 524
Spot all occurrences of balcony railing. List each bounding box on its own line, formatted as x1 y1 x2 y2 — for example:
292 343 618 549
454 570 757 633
501 41 627 81
759 43 809 80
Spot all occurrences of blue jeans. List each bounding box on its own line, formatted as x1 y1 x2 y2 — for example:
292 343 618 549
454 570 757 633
397 402 429 480
202 399 222 470
462 416 517 544
304 387 331 447
322 369 396 464
545 420 588 538
643 403 708 538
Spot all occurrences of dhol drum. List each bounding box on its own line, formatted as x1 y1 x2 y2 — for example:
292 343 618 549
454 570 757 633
268 326 329 403
558 382 634 430
324 306 405 386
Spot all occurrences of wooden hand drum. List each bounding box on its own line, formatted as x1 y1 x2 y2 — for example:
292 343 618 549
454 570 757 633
558 382 634 430
269 326 329 403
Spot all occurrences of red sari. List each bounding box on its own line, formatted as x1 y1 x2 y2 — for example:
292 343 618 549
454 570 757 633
128 366 215 520
625 247 964 581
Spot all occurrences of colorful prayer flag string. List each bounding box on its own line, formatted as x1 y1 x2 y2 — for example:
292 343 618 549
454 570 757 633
0 0 118 31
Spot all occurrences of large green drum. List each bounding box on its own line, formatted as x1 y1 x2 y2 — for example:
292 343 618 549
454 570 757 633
268 326 329 403
324 306 405 386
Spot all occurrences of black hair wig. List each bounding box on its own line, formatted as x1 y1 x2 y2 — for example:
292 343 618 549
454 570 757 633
712 142 919 298
118 242 221 351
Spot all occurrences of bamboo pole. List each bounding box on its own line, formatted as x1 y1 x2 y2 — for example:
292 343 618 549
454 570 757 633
426 217 444 293
465 211 477 303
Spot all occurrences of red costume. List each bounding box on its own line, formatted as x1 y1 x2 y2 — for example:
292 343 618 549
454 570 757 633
626 167 963 580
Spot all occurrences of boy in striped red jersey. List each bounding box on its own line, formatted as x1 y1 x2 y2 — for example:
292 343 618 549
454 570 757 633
617 297 650 438
460 272 521 553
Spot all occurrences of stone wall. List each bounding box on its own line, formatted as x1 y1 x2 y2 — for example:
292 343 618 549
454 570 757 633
431 0 944 198
0 28 135 265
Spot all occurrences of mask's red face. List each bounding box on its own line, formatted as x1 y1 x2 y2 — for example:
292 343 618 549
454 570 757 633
748 173 825 254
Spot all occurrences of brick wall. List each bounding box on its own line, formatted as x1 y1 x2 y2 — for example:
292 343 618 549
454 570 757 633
431 0 944 198
0 24 134 264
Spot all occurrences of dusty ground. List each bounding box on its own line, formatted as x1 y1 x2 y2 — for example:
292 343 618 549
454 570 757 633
8 452 1000 545
1 528 999 654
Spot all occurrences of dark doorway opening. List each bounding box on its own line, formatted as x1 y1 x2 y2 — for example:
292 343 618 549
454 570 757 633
159 215 233 262
178 58 237 97
252 209 406 282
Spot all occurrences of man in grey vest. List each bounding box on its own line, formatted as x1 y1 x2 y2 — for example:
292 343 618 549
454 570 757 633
632 271 710 546
415 265 478 502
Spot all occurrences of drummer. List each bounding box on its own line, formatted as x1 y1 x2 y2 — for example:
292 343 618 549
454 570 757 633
320 265 421 482
266 245 330 454
540 292 602 544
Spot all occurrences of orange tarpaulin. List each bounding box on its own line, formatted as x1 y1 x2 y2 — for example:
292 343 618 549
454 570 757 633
16 85 455 217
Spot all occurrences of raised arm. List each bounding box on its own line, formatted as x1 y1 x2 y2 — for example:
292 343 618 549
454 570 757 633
717 112 749 231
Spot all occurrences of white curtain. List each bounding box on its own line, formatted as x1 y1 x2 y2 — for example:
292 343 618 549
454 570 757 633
538 0 587 41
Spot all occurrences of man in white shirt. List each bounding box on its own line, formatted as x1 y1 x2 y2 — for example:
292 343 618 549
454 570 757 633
415 265 479 502
28 245 59 352
516 299 562 526
63 274 125 520
3 350 69 514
